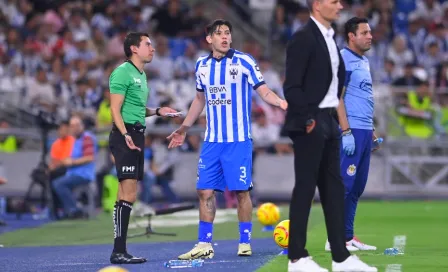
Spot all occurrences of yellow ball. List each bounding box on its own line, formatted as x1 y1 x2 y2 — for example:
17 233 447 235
273 219 290 248
97 266 129 272
256 202 280 226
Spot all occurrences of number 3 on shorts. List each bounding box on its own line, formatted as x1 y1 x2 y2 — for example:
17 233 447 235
239 166 247 184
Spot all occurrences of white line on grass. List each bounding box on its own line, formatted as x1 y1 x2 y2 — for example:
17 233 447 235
385 264 402 272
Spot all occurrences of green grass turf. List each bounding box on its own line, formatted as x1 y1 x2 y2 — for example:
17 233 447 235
258 201 448 272
0 206 298 247
2 201 448 272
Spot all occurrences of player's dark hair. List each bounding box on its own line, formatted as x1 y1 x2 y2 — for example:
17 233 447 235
123 32 150 58
205 19 232 36
344 17 369 43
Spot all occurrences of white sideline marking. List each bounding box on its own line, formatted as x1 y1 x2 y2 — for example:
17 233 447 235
129 210 238 229
385 264 402 272
393 235 406 254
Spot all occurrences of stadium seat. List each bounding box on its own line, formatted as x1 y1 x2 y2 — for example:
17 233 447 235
73 182 97 218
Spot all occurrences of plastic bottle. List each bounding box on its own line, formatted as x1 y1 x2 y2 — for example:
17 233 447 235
164 259 205 268
384 247 400 256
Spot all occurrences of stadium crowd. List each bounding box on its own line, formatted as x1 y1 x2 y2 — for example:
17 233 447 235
0 0 447 214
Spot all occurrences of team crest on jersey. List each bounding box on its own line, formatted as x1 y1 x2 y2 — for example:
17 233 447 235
359 79 372 92
133 78 141 84
347 164 356 176
229 68 238 79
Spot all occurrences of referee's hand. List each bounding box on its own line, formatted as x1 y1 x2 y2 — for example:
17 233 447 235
125 135 141 151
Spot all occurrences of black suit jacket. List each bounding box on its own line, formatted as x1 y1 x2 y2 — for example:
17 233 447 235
283 19 346 132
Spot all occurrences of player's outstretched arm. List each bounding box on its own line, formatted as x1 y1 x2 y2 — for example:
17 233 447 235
256 84 288 110
167 91 205 149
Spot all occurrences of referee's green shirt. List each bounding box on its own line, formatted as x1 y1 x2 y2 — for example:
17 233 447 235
109 61 149 125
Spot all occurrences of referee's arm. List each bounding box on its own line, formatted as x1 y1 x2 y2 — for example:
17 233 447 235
110 93 128 135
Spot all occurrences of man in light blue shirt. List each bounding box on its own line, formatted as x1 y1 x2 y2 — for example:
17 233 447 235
329 17 382 252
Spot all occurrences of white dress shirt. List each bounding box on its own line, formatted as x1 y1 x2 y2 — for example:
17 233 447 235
310 16 340 108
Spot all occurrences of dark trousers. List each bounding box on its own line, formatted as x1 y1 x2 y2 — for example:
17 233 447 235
287 108 350 262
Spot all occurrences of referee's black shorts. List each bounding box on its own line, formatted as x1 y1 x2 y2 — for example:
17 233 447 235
109 122 145 181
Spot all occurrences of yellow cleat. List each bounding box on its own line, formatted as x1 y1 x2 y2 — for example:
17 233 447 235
237 243 252 256
178 243 214 260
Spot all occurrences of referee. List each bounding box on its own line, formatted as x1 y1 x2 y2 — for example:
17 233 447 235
109 32 179 264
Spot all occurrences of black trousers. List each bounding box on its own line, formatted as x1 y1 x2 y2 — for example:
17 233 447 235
287 108 350 262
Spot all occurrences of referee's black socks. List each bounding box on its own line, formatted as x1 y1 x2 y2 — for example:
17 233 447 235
113 200 133 253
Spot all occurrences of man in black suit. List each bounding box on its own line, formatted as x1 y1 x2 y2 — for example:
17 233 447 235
283 0 377 271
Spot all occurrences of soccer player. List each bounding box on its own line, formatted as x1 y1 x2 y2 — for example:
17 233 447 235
108 32 179 264
325 17 380 252
167 19 288 260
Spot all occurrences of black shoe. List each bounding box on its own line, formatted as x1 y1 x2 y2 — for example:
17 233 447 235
110 252 147 264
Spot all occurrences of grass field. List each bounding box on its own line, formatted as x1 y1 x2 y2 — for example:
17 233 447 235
1 201 447 271
259 201 448 272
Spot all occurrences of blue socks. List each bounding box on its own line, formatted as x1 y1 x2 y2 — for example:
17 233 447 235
198 221 252 244
198 221 213 243
239 222 252 244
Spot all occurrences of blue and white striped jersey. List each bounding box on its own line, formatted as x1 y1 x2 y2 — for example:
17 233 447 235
195 49 265 143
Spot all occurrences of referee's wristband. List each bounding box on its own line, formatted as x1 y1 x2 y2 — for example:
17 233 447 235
155 107 161 116
123 132 130 137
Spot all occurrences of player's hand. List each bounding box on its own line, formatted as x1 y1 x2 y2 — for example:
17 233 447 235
279 100 288 111
306 119 316 134
371 134 383 153
167 128 187 149
159 107 183 118
124 134 141 151
342 132 355 156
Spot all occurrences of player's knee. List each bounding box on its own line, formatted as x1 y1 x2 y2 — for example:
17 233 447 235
119 179 138 203
197 189 214 201
235 190 250 203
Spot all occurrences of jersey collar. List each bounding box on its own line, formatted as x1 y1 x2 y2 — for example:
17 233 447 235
207 48 235 62
344 46 364 60
126 59 143 74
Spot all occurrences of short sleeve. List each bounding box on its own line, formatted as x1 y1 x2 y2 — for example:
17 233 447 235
344 71 353 87
109 67 129 95
239 54 265 90
195 59 204 92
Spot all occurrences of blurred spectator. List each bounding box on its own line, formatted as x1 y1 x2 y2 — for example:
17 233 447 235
387 35 415 76
249 0 276 32
151 134 181 204
435 61 448 88
419 41 444 77
415 0 444 25
52 115 97 219
26 67 57 113
150 0 185 37
251 109 280 153
181 2 208 44
173 41 197 80
398 81 435 138
0 120 17 153
393 63 423 87
147 35 174 82
48 121 75 218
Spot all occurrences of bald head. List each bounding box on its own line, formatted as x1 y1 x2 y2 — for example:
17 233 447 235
306 0 343 26
69 115 84 137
